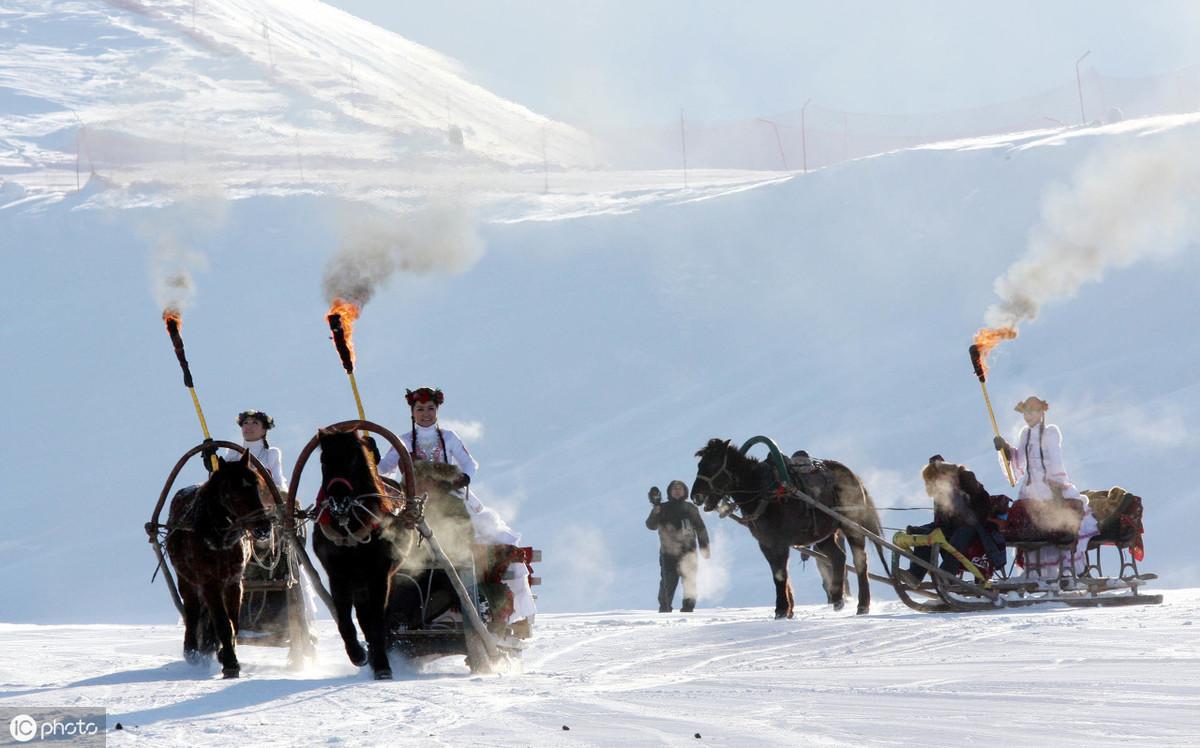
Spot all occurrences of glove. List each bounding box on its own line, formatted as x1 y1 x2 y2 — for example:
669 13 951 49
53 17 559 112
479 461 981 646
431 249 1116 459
451 473 471 490
648 486 662 505
200 440 219 472
993 436 1010 452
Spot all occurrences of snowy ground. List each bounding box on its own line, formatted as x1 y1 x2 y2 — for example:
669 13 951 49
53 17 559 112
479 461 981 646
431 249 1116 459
1 590 1197 746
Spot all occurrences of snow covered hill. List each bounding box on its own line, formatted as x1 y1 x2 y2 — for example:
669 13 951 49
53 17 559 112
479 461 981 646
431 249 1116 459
0 0 788 216
1 592 1198 746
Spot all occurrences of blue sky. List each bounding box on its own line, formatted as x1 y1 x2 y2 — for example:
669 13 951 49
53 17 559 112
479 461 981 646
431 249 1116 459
327 1 1200 126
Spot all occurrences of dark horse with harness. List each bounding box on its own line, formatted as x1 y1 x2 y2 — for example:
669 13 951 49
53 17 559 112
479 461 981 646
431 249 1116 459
311 428 422 680
691 438 882 617
165 449 274 677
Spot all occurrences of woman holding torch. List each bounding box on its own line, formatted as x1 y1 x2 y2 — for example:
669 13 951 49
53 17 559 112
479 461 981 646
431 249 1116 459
223 409 287 494
995 396 1098 577
378 387 537 628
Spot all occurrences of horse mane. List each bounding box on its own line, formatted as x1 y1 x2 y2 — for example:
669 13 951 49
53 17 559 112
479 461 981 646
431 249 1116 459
185 456 265 536
698 438 762 471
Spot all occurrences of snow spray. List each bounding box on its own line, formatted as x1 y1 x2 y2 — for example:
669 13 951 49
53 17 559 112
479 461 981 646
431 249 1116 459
162 309 218 471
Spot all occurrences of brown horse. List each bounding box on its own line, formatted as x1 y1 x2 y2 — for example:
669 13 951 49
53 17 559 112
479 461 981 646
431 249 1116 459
312 429 421 680
691 439 881 617
165 449 273 678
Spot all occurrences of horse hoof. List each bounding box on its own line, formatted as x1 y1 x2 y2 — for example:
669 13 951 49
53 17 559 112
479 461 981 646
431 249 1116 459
856 606 869 615
833 600 846 612
374 669 393 681
184 650 205 665
773 612 788 620
222 668 240 679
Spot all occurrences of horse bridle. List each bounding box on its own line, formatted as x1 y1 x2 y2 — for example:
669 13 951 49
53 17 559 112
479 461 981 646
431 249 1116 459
694 450 733 501
695 449 776 521
314 476 401 546
204 487 274 550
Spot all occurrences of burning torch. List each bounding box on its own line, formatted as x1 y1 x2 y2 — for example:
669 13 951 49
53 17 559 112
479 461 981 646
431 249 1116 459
969 328 1017 487
327 300 366 420
163 310 219 472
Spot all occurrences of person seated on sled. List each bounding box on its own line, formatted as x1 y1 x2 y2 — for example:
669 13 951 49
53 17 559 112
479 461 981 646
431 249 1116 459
994 395 1098 577
221 409 287 495
895 455 1007 587
646 480 711 613
379 387 536 628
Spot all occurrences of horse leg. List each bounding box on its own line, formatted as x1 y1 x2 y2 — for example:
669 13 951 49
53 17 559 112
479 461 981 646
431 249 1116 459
180 584 206 664
759 543 792 619
223 579 244 639
332 578 368 667
201 582 239 678
358 571 392 680
848 533 872 615
814 535 847 611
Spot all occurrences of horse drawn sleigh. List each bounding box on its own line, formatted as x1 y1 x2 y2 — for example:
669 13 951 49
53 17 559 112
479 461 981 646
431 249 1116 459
690 436 1162 616
146 420 538 678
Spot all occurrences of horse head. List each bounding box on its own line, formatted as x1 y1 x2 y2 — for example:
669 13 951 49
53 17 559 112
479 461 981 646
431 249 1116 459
691 438 737 513
206 448 272 540
317 428 395 540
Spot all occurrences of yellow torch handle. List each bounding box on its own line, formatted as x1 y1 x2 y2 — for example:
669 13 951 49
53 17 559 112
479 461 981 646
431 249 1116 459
979 380 1016 487
347 371 366 421
188 387 219 472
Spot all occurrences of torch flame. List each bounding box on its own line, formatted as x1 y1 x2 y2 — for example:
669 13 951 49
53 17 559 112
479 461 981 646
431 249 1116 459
971 326 1018 378
162 307 182 330
327 298 361 370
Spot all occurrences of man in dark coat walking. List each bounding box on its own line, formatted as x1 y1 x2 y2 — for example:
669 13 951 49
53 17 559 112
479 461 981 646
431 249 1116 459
646 480 711 612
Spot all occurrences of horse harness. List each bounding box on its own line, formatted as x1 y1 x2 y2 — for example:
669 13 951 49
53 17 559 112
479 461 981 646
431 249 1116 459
157 485 275 551
313 476 403 547
703 453 835 529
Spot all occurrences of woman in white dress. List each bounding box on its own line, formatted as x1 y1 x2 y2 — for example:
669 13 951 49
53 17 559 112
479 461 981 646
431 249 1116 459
223 409 287 495
379 387 536 627
223 410 319 629
995 396 1098 577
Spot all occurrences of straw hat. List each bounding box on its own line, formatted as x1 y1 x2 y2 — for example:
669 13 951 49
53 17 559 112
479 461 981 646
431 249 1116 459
1014 395 1049 414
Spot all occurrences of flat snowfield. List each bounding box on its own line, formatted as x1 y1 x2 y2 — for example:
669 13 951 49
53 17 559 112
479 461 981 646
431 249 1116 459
2 592 1198 746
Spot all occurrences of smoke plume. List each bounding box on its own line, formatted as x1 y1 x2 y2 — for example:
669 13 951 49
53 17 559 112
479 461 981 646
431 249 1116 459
985 132 1200 330
144 193 226 312
323 202 485 307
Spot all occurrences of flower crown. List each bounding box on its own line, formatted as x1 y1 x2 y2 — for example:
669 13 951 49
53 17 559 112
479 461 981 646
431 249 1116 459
405 387 444 407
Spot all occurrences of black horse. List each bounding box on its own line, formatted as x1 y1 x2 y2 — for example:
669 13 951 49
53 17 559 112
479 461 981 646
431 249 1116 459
166 449 273 678
312 429 421 680
691 439 881 617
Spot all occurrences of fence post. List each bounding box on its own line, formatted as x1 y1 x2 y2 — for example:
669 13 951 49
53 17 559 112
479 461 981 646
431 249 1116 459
680 109 689 188
801 98 812 173
1076 50 1091 124
756 118 788 171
